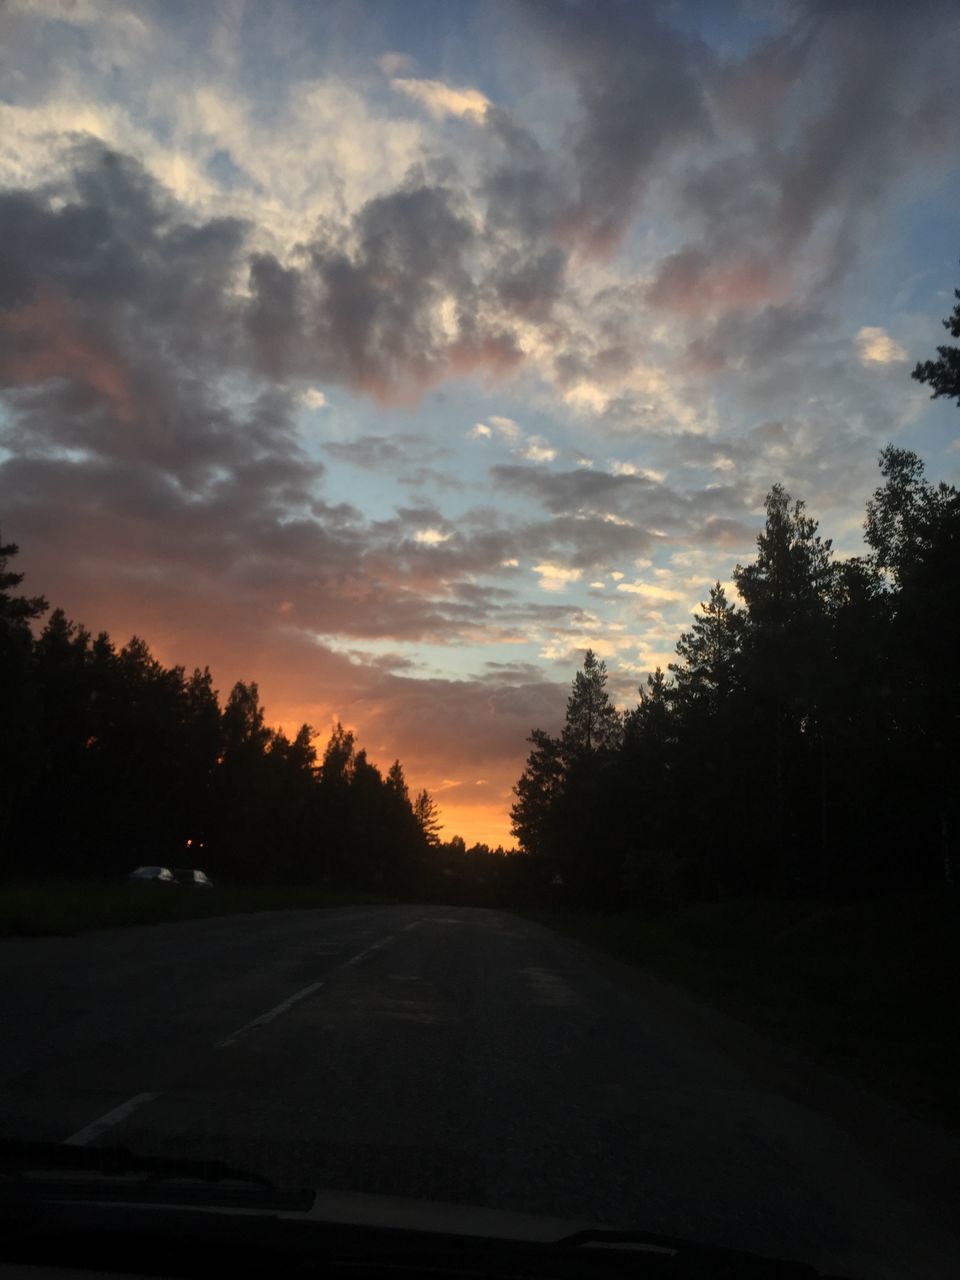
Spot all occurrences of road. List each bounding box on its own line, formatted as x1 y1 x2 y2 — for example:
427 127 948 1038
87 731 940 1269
1 904 959 1277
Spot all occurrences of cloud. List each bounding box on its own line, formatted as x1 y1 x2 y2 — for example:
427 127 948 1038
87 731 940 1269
378 52 415 78
609 460 665 481
390 77 490 122
856 326 908 366
491 463 661 517
245 175 523 402
471 416 555 464
413 527 451 545
533 562 582 593
323 433 447 472
615 580 685 603
489 414 521 442
2 0 957 845
510 0 712 253
520 435 556 463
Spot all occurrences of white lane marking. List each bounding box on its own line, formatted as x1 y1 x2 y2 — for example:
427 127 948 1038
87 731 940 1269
215 980 326 1049
519 966 578 1007
64 1092 161 1146
339 934 396 967
216 928 408 1048
64 925 418 1144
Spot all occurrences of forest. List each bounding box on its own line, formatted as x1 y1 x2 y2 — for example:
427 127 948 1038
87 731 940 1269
512 445 960 908
0 559 440 891
509 287 960 910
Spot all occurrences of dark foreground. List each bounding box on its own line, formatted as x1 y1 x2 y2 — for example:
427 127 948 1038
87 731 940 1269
1 905 958 1278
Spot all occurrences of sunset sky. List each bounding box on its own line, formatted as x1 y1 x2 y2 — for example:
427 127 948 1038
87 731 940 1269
1 0 959 847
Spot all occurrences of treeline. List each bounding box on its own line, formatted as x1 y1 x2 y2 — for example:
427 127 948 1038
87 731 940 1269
512 446 960 908
0 556 436 889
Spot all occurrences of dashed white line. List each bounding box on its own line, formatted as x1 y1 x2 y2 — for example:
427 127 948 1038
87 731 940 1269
216 927 411 1047
214 979 326 1048
64 1092 161 1146
65 921 427 1143
338 933 396 968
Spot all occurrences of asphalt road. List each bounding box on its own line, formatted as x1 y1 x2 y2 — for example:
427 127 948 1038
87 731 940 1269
1 904 959 1277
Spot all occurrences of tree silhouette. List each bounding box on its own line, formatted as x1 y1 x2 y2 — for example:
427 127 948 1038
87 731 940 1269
670 583 742 710
561 648 622 761
0 572 431 889
912 273 960 404
1 541 49 865
413 789 441 846
386 760 409 803
511 439 959 907
511 729 564 859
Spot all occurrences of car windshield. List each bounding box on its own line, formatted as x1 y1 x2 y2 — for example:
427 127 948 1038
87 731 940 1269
1 4 959 1279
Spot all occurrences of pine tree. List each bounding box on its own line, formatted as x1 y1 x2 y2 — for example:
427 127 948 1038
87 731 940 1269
386 760 409 803
0 539 48 641
561 649 622 762
912 272 960 405
413 788 441 846
670 582 742 710
510 729 564 856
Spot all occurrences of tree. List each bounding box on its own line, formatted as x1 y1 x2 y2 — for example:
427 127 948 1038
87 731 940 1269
386 760 409 803
732 485 835 890
0 539 48 642
865 447 960 889
561 648 622 761
0 540 49 858
865 445 958 584
320 722 355 787
670 582 742 711
912 271 960 405
510 729 564 857
734 485 834 632
413 788 441 846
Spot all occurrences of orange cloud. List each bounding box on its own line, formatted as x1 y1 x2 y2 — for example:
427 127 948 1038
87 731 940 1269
0 288 138 423
647 248 791 317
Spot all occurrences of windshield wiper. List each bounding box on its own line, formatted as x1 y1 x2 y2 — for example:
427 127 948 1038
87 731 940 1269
0 1140 313 1211
0 1146 855 1278
558 1228 849 1278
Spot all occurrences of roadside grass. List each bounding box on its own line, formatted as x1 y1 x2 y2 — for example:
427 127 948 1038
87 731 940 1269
521 894 960 1127
0 882 394 937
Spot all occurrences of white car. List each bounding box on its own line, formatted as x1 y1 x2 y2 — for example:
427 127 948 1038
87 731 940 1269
125 866 177 887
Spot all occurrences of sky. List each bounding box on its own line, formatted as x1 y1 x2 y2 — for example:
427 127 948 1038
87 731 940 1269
1 0 959 847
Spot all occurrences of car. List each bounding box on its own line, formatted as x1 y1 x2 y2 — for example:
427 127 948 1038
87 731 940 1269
125 866 177 887
172 868 214 889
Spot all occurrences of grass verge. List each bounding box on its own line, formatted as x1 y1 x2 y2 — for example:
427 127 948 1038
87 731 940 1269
0 881 394 937
520 894 960 1127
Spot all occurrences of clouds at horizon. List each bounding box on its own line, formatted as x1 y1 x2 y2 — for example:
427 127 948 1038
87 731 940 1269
1 0 958 843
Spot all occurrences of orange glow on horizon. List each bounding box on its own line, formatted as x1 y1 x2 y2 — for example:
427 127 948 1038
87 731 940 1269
274 715 518 850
